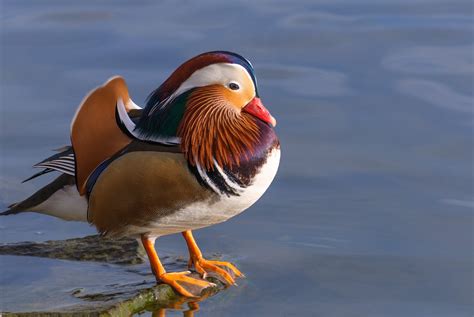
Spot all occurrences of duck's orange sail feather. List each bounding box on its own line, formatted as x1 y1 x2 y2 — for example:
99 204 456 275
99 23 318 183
71 76 137 195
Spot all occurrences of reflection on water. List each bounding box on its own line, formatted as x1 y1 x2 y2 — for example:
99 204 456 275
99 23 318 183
1 0 473 316
148 296 208 317
151 302 200 317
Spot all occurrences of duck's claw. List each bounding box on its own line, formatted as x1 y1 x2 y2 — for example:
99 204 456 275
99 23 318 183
190 258 244 286
181 231 244 286
159 271 216 298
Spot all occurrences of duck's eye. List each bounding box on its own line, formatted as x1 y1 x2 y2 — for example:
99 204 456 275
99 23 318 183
228 82 240 90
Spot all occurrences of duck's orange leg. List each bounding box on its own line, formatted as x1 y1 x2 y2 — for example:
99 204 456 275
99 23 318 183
141 235 215 297
182 230 244 286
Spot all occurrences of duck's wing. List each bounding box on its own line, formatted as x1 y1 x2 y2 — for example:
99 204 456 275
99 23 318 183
22 146 75 183
71 76 143 195
1 77 145 220
22 108 144 184
86 140 212 236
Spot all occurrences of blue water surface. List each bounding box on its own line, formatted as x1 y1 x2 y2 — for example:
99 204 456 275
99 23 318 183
0 0 473 316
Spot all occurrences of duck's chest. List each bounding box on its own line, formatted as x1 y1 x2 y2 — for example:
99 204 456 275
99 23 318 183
214 145 281 216
149 146 281 234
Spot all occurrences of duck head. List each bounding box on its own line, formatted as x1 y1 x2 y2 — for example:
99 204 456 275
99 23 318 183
136 51 276 170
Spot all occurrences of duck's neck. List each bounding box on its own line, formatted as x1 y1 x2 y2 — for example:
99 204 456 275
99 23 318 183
190 120 279 197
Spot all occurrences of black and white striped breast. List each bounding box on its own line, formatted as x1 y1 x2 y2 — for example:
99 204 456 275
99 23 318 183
189 121 280 197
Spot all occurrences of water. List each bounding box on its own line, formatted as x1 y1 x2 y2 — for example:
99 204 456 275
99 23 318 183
1 0 473 316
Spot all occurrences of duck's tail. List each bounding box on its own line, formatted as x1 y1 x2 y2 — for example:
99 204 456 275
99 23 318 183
1 173 88 222
1 146 88 222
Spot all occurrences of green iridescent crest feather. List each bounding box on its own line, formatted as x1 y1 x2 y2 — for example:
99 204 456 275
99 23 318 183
135 90 193 140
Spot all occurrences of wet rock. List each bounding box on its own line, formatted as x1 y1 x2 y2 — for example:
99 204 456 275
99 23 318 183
0 235 144 265
0 235 227 316
3 278 223 316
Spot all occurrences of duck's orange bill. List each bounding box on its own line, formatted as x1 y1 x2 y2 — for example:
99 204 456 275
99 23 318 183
242 97 276 127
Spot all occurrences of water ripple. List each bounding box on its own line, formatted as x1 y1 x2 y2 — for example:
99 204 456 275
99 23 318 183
396 79 473 113
382 45 473 74
442 199 474 209
259 64 350 97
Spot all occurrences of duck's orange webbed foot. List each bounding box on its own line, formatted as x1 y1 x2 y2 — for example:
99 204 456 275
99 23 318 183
158 271 216 298
182 231 245 286
190 257 244 285
141 235 215 298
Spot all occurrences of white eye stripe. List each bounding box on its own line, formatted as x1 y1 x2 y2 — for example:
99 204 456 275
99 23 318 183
168 63 254 102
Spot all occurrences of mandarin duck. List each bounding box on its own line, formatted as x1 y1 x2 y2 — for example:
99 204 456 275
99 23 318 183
1 51 280 297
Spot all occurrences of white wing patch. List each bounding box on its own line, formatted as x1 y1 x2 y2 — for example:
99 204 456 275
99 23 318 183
117 98 139 136
116 97 181 145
